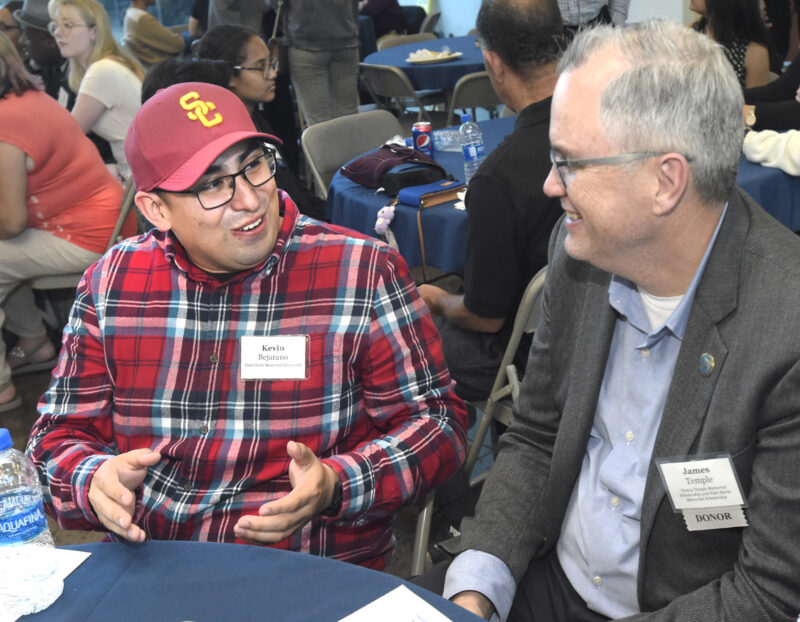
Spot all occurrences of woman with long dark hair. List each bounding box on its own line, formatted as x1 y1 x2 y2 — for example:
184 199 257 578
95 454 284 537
691 0 771 88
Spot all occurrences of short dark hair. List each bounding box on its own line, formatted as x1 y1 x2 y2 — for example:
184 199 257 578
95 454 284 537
476 0 564 75
141 57 232 103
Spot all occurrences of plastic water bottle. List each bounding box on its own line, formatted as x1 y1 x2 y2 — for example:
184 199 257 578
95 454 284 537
459 113 486 184
0 428 63 616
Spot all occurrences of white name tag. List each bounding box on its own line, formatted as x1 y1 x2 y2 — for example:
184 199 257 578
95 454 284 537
657 455 748 531
240 335 309 380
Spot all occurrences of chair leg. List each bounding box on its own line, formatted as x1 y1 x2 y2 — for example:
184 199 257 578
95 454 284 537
410 492 435 577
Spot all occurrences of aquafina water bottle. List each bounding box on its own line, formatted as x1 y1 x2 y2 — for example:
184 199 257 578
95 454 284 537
459 113 486 184
0 428 63 615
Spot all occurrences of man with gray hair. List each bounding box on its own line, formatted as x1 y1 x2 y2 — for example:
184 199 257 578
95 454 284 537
442 19 800 622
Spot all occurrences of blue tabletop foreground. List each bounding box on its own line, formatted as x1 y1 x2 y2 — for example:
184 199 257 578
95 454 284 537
23 541 481 622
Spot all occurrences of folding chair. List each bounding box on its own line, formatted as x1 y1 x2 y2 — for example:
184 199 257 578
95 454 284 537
376 31 437 51
409 266 548 576
446 71 502 126
463 265 548 480
420 11 440 34
300 109 403 199
359 63 451 132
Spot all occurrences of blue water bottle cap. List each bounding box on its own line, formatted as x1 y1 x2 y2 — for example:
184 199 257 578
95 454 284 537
461 113 472 123
405 137 413 147
0 428 11 451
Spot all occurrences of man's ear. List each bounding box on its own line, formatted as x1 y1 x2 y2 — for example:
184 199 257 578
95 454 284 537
653 154 690 217
135 191 172 232
482 48 506 84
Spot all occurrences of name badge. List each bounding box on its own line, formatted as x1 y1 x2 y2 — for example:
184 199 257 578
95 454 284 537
656 455 748 532
240 335 309 380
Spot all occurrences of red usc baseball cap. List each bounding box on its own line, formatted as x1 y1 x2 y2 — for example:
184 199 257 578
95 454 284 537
125 82 280 192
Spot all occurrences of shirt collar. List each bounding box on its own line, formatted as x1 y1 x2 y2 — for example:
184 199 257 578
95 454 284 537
608 202 728 340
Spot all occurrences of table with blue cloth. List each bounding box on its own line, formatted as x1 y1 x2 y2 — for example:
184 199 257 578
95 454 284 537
327 116 516 273
24 541 481 621
362 34 485 90
327 115 800 275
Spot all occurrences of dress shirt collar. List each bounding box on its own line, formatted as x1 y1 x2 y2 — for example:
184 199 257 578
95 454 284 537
608 202 728 340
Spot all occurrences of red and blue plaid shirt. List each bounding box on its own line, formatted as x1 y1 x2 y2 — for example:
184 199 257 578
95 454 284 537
27 193 467 568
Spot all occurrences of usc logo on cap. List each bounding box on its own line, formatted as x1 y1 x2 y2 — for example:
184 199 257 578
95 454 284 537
179 91 223 128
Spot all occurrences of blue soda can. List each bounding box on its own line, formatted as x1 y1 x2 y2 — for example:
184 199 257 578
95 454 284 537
412 121 434 158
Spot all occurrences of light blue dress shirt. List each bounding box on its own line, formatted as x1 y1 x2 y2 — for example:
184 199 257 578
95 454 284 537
444 207 727 621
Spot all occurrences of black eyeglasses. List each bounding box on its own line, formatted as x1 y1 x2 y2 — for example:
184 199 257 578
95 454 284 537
233 58 279 76
181 146 278 210
549 150 676 188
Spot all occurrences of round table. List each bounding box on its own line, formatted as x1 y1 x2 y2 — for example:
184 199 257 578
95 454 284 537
362 35 485 91
23 541 482 621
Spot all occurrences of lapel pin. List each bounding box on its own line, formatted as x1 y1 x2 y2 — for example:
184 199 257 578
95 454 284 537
699 353 715 377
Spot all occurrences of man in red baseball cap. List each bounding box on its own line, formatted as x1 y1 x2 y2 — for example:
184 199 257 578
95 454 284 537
27 82 467 570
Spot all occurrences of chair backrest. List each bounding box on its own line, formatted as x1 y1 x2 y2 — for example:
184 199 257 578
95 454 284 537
29 179 138 291
446 71 502 124
359 63 431 124
377 31 437 51
420 11 440 34
401 5 426 33
300 109 403 199
462 265 548 479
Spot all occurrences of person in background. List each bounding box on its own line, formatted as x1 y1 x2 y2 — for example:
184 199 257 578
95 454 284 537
277 0 359 126
742 124 800 173
359 0 405 39
14 0 68 101
49 0 144 181
26 81 467 569
691 0 771 88
743 48 800 132
557 0 628 39
187 0 207 39
418 0 563 403
0 0 23 54
194 26 325 219
0 32 129 412
123 0 184 68
206 0 263 30
439 19 800 622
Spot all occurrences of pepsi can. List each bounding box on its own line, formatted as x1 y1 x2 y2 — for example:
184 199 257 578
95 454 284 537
412 121 434 158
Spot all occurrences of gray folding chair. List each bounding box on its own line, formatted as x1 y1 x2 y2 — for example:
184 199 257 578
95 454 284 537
359 63 451 132
376 31 437 51
409 266 547 577
300 110 403 199
446 71 502 125
463 265 548 481
420 11 440 34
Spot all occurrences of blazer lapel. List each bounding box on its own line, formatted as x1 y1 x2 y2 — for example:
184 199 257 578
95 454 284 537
638 190 750 582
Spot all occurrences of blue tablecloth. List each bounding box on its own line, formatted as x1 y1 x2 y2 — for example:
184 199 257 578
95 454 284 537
327 116 516 273
25 541 481 621
327 115 800 274
362 35 485 91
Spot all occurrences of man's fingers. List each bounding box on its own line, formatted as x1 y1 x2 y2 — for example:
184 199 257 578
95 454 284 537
286 440 313 467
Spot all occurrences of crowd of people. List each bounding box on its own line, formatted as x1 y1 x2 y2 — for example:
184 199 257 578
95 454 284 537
5 0 800 620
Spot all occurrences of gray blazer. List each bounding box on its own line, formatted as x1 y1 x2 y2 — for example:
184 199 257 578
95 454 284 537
459 187 800 620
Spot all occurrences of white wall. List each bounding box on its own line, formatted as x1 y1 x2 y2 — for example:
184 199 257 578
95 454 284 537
399 0 696 38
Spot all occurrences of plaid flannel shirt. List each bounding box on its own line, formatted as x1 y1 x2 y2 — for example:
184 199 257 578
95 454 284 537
27 193 467 568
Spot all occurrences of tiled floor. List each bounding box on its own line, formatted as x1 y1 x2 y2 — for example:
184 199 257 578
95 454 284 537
4 269 494 579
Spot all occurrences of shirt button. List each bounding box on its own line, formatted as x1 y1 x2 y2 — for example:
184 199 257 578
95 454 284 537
209 354 219 364
640 348 650 358
183 482 192 492
625 430 635 442
593 575 603 586
199 424 209 434
610 496 620 508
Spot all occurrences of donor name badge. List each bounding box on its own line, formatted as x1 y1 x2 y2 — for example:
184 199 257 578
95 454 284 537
656 455 748 532
240 335 308 380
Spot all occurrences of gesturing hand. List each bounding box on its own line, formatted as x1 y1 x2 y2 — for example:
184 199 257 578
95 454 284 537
234 440 339 544
88 448 161 542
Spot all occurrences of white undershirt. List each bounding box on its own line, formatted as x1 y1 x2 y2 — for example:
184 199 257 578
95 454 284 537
637 287 684 330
